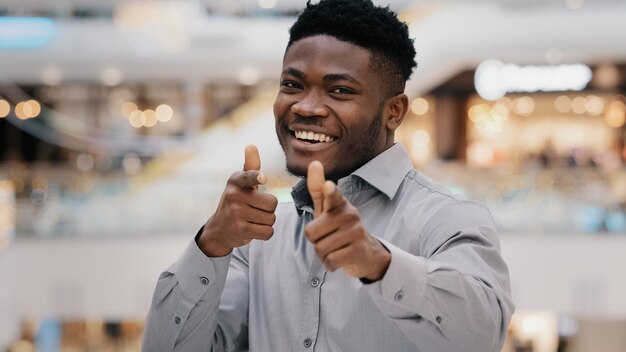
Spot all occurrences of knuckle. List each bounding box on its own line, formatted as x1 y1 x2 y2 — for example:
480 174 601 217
269 213 277 225
235 221 248 234
259 226 273 240
223 186 238 200
303 224 317 240
303 226 312 239
244 171 256 185
229 203 242 217
343 210 358 223
228 171 244 184
314 242 325 256
324 254 336 268
349 224 364 238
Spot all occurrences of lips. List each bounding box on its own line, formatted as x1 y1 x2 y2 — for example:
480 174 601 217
293 130 335 143
286 126 339 152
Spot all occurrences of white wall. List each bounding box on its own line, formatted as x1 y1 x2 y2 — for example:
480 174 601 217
502 235 626 319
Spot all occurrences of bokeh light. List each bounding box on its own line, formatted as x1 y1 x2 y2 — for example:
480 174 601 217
584 95 605 116
0 99 10 117
155 104 173 122
513 96 535 116
128 110 144 128
143 109 158 127
605 99 626 128
410 97 430 116
555 95 571 113
571 96 586 115
121 102 138 118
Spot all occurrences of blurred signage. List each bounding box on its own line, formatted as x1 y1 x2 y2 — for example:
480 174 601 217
0 17 57 48
475 59 592 101
0 180 15 251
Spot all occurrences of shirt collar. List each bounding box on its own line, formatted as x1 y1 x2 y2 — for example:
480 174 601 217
291 143 413 211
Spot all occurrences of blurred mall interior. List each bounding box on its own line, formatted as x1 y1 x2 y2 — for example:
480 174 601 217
1 0 626 351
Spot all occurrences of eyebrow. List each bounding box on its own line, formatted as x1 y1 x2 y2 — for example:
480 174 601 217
323 73 359 84
281 67 360 84
282 67 305 79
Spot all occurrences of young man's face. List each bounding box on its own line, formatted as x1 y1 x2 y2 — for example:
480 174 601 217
274 35 392 181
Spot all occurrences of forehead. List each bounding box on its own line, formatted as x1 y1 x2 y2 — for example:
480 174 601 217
282 35 374 79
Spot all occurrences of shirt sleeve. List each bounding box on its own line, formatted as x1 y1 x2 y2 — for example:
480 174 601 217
362 200 515 352
142 237 251 352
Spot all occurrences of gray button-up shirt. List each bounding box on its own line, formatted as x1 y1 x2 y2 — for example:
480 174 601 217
143 144 514 352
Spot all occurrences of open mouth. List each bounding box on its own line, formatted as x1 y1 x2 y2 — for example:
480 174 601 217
292 130 336 144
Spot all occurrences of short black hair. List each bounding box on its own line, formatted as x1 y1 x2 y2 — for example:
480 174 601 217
287 0 417 96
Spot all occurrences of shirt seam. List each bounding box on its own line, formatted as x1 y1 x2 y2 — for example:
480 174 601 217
405 171 460 202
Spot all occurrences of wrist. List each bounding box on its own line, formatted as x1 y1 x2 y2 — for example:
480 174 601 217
197 223 232 257
362 242 391 282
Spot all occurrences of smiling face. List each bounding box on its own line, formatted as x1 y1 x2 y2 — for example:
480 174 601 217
274 35 398 181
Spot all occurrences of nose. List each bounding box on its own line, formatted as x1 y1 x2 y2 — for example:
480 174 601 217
290 89 329 118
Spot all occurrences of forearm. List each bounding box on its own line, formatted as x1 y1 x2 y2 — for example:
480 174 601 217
142 240 231 351
363 241 514 352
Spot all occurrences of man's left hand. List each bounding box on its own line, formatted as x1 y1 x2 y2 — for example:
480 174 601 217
304 161 391 282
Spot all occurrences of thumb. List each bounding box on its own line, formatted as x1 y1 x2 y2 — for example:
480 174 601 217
243 144 266 186
307 161 325 217
243 144 261 171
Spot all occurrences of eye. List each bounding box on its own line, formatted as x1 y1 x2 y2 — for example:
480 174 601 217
329 87 354 94
281 81 302 90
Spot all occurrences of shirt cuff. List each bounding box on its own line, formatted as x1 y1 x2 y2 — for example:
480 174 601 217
174 238 232 302
362 239 427 314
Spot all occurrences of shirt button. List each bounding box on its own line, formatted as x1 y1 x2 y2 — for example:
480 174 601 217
436 316 442 324
394 290 404 301
310 277 320 287
200 277 209 285
174 316 181 324
303 338 312 348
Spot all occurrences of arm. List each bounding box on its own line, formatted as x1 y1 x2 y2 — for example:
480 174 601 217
362 201 514 351
304 163 513 350
142 239 251 352
143 145 277 351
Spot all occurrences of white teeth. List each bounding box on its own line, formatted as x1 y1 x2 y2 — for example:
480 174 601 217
293 130 334 143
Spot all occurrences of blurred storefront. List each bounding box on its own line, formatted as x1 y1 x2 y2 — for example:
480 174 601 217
397 63 626 236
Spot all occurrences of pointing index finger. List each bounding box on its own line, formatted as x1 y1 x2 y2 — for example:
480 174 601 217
322 180 344 212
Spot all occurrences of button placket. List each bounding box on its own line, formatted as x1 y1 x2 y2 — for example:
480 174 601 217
297 210 325 351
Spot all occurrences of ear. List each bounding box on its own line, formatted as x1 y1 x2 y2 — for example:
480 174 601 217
384 93 409 131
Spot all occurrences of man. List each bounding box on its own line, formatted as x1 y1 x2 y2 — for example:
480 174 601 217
143 0 514 351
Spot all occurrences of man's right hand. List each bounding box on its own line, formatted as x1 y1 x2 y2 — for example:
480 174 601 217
198 144 278 257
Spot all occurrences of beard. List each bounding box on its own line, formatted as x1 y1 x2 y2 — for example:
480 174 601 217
281 105 386 181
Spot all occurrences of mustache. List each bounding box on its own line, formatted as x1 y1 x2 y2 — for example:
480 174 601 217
291 114 326 126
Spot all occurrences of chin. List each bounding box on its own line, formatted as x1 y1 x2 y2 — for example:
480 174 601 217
285 158 308 178
286 165 307 178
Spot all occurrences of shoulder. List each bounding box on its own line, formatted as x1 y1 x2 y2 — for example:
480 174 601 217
397 169 496 239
